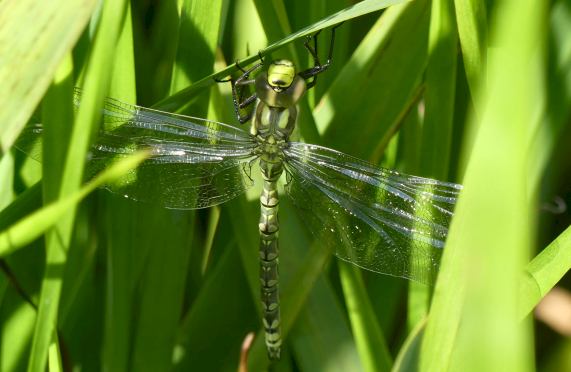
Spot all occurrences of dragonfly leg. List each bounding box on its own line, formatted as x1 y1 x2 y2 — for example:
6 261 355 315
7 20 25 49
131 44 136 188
235 59 248 74
258 50 265 64
236 61 264 82
299 24 341 89
220 61 264 124
232 82 257 124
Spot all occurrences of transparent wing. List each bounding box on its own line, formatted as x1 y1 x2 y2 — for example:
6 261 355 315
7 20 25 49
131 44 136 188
283 142 462 284
16 89 259 209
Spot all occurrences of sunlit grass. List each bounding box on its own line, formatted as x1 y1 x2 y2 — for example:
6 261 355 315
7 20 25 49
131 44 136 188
0 0 570 371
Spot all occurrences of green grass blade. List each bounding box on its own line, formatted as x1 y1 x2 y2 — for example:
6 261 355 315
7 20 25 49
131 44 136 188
100 195 138 372
453 0 486 109
420 0 457 180
27 1 130 369
286 0 352 105
100 4 137 371
170 0 223 93
70 0 129 191
395 103 429 332
409 0 458 327
0 154 15 210
392 318 426 372
36 54 75 372
339 262 392 372
253 0 293 43
0 283 37 372
109 3 137 102
230 0 267 60
47 332 63 372
519 224 571 319
0 0 98 154
420 1 546 371
240 0 410 66
529 0 571 191
252 0 299 65
57 205 99 367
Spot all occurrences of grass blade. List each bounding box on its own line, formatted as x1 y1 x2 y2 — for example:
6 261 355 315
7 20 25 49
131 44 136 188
393 318 426 372
453 0 486 108
529 0 571 191
26 0 129 369
100 4 138 371
519 224 571 319
420 0 546 370
420 0 457 180
339 262 392 372
36 54 75 372
0 283 37 371
0 0 98 154
170 0 224 92
409 0 458 327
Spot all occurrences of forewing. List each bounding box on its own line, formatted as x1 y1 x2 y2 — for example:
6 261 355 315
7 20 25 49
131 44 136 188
16 90 259 209
283 143 462 284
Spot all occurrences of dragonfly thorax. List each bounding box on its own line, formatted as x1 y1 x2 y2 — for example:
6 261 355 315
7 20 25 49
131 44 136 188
252 62 306 142
252 100 297 142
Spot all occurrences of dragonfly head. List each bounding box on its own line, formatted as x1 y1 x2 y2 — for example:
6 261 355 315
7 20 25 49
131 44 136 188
267 60 295 92
255 60 306 108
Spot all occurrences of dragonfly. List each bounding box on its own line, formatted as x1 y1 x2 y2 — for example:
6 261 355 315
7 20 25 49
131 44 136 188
17 27 462 360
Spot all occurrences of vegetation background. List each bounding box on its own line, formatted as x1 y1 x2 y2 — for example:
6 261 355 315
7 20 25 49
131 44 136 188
0 0 570 371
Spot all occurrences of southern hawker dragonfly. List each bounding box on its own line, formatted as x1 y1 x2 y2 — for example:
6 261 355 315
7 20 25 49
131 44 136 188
17 27 462 360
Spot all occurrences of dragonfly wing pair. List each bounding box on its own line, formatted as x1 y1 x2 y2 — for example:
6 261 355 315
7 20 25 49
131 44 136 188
16 92 461 283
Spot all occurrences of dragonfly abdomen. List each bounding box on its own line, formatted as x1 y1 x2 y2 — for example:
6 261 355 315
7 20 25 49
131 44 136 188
259 156 283 359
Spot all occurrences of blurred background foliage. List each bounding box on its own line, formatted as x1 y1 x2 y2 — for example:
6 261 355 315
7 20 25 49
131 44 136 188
0 0 570 371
